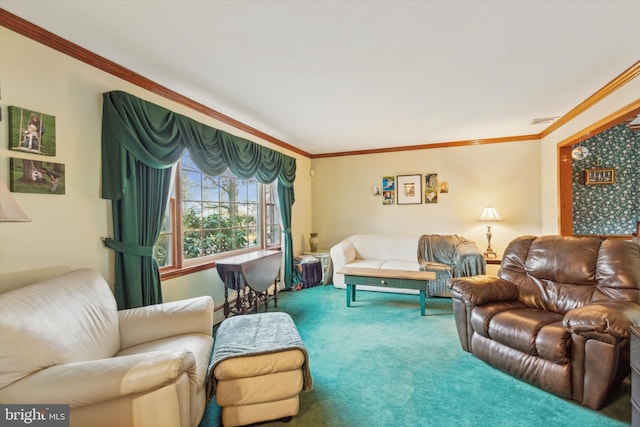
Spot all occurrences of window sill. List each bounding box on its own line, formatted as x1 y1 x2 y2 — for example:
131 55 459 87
159 245 282 281
160 261 217 281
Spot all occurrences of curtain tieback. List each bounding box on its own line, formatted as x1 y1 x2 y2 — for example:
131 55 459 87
102 237 154 256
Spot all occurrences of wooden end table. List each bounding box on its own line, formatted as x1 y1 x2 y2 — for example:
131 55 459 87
338 267 436 316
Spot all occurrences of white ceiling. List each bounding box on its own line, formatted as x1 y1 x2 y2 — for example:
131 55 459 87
2 0 639 155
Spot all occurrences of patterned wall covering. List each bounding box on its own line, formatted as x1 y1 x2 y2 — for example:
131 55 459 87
572 123 640 235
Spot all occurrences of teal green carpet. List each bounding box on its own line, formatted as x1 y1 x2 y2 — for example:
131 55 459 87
199 286 631 427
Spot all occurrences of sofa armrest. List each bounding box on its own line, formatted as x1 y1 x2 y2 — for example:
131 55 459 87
0 349 196 407
119 296 213 350
330 239 357 286
454 242 486 276
563 301 640 339
448 275 518 306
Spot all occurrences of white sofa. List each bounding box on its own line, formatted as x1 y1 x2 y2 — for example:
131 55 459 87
330 233 485 296
330 234 422 294
0 268 214 427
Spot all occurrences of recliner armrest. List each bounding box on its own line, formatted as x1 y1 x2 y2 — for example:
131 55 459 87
448 275 518 306
563 301 640 339
119 296 214 350
0 349 196 406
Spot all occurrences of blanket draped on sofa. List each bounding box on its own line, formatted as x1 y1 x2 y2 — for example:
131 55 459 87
417 234 485 296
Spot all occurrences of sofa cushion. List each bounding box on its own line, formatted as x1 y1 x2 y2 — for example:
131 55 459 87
0 269 120 388
347 234 419 263
381 260 420 271
344 259 385 269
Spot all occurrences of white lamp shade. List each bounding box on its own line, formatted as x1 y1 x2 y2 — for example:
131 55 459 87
0 180 31 222
478 206 502 222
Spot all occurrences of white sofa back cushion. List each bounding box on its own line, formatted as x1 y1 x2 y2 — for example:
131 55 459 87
0 269 121 388
330 234 422 290
347 234 420 262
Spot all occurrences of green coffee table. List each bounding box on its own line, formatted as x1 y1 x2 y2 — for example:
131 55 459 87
338 267 436 316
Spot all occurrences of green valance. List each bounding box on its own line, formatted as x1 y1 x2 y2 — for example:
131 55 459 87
102 91 296 201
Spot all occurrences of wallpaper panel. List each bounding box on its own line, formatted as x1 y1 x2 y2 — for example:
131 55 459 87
572 123 640 235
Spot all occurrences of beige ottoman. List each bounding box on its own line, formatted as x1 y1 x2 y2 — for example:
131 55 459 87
209 312 312 427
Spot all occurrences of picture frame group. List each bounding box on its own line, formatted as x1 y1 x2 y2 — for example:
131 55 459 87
382 173 445 205
6 105 64 195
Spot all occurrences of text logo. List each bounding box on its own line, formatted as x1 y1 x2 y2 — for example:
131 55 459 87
0 405 69 426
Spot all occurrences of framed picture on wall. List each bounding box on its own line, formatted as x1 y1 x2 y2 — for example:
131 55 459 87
10 157 65 194
397 174 422 205
382 176 395 205
8 106 57 156
584 168 615 185
424 173 438 204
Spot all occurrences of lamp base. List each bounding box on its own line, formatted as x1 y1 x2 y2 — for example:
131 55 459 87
483 249 498 259
484 224 497 259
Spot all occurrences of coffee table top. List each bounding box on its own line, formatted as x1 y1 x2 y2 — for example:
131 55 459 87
338 267 435 281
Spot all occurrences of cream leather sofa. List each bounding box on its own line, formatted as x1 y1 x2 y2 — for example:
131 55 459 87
330 233 485 296
0 268 214 427
330 234 422 294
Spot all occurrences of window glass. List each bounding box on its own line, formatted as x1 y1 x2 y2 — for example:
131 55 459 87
154 150 281 271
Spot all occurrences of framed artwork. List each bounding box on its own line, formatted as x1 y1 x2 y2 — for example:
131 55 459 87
8 106 57 156
584 168 615 185
396 174 421 205
424 173 438 204
10 157 65 195
382 176 395 205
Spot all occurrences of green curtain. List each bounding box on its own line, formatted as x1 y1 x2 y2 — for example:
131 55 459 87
101 91 300 309
277 182 300 287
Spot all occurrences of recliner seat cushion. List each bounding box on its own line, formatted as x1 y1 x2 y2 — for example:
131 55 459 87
488 308 567 363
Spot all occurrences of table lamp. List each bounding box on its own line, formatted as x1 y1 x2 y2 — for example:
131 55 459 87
0 179 31 222
478 206 502 258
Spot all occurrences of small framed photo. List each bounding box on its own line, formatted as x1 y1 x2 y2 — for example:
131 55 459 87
382 176 395 205
396 174 422 205
584 168 615 185
424 173 438 204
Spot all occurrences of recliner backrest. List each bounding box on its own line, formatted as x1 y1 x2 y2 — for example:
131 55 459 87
0 269 121 388
499 235 640 313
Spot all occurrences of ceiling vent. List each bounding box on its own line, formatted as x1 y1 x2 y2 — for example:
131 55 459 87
531 116 559 125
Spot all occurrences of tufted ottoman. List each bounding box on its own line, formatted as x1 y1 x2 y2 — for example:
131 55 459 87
208 312 312 427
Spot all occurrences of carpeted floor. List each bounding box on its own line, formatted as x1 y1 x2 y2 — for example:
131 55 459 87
199 285 631 427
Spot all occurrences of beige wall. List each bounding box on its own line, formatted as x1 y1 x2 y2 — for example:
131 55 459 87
311 140 541 257
0 28 312 303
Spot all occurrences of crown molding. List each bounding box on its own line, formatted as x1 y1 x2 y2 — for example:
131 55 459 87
0 8 310 158
542 60 640 139
311 134 540 158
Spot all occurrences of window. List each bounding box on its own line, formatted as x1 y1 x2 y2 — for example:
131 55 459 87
154 150 281 274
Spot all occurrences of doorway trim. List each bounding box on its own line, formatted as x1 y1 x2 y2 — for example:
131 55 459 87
557 99 640 237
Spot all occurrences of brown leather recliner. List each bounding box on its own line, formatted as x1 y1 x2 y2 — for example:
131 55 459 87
448 235 640 409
